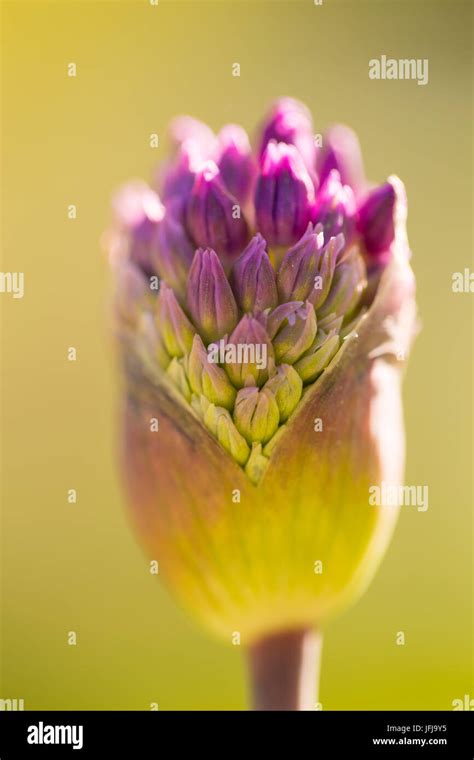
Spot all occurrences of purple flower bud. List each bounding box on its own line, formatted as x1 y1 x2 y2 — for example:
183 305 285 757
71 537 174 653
216 124 256 203
186 247 239 343
313 170 356 241
317 125 366 199
277 223 343 309
357 181 396 261
255 142 316 246
150 202 195 300
258 98 317 173
112 181 165 277
168 116 216 156
230 234 278 313
185 161 250 258
225 315 274 388
161 139 205 207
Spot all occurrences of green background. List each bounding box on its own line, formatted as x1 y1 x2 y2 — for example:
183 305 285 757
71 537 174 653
1 0 472 709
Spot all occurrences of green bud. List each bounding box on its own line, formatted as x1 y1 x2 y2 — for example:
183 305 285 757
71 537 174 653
262 424 287 457
190 393 210 420
233 387 280 445
203 403 250 466
137 312 171 369
263 365 303 422
245 443 269 485
317 247 367 320
187 335 236 410
268 301 317 364
155 282 195 357
316 312 343 335
166 357 192 402
294 332 340 384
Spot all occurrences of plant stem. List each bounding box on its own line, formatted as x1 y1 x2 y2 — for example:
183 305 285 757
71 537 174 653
247 628 322 710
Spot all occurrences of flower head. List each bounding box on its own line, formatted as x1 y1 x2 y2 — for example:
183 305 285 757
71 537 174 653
108 100 417 650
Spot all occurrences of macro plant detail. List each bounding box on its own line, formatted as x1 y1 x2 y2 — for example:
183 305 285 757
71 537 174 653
106 98 417 710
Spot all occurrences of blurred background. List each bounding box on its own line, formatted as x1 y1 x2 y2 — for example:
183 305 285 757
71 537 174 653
1 0 472 709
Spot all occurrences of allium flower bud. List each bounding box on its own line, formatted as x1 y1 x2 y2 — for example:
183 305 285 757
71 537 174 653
245 443 270 485
230 234 278 313
261 424 287 457
112 181 165 277
267 301 317 364
317 124 366 198
258 97 317 173
166 357 192 402
186 247 238 343
216 124 256 203
233 387 280 445
150 202 194 299
357 180 397 261
317 312 344 335
185 161 250 258
168 116 216 155
109 101 418 712
225 315 274 388
263 364 303 422
313 169 356 241
203 403 250 466
161 139 205 206
255 142 316 246
155 282 196 357
294 331 340 384
317 248 367 320
277 223 343 308
187 334 236 410
159 117 215 208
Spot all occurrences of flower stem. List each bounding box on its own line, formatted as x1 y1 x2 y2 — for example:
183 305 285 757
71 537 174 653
247 628 322 710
